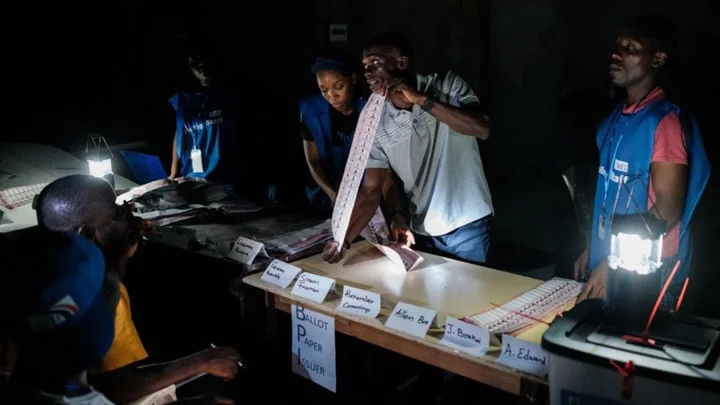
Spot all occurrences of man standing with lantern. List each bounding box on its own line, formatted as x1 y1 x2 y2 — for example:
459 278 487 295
576 15 711 305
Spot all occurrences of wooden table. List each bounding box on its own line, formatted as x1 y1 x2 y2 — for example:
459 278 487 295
1 143 136 234
244 241 562 402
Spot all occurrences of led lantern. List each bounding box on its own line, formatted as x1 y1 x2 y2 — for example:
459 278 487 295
86 135 114 188
608 213 665 275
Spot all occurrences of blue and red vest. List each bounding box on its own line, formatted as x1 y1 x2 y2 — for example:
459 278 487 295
299 93 366 211
589 98 711 284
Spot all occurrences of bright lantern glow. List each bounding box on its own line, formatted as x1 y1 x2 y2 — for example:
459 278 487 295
88 158 113 178
608 232 663 275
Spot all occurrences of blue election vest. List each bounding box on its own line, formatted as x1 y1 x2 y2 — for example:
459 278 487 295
169 85 237 186
299 93 366 210
589 98 711 284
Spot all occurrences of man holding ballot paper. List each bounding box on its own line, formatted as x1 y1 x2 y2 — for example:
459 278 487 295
323 32 494 266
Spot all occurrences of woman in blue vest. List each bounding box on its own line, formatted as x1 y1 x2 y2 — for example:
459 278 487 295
300 55 366 213
576 15 710 306
169 44 237 188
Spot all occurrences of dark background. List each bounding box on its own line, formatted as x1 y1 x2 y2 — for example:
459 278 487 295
4 0 719 313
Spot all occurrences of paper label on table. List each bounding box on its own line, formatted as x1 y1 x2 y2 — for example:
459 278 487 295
291 305 336 392
439 317 490 357
385 302 437 338
497 335 548 378
337 286 381 318
261 260 302 288
227 236 264 265
290 272 335 303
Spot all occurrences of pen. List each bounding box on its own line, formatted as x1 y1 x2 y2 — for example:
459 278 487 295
210 343 245 368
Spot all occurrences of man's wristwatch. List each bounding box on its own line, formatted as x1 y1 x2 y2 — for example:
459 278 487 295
420 97 435 112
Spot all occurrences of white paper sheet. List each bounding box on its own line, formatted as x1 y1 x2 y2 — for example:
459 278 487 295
291 305 336 392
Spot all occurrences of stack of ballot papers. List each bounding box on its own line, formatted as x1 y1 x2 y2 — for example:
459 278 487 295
262 219 333 255
117 177 264 224
464 278 583 335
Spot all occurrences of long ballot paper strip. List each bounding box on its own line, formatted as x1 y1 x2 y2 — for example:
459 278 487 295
328 93 424 271
291 305 336 392
465 278 582 335
332 93 386 249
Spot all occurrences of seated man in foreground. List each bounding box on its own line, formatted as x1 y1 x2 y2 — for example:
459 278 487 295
34 174 241 404
1 232 117 404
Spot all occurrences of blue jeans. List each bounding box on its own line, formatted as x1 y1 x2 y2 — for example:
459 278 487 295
415 216 492 265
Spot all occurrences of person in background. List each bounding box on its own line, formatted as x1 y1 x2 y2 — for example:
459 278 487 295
300 53 367 213
169 42 238 189
34 175 240 404
323 32 494 264
1 232 117 404
576 15 710 303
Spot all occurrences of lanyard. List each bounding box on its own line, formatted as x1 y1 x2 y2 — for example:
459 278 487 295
601 90 654 210
601 113 624 210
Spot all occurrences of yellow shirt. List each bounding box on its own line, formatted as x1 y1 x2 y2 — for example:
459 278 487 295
100 282 149 372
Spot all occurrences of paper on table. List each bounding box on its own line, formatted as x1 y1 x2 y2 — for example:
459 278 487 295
227 235 267 265
290 272 336 303
375 243 424 271
361 208 423 271
135 205 206 220
385 302 437 338
496 334 548 378
337 286 381 318
291 304 336 392
439 317 490 357
465 278 582 335
125 384 177 405
263 219 332 254
0 183 49 210
261 260 302 288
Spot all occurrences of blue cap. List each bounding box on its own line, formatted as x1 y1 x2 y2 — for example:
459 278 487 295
8 232 115 379
311 56 352 76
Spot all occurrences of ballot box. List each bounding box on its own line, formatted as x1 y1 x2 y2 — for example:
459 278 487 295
542 300 720 405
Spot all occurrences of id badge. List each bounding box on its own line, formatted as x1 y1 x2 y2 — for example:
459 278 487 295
598 214 606 241
191 148 204 173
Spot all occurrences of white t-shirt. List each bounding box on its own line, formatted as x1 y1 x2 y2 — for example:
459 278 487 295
367 71 493 236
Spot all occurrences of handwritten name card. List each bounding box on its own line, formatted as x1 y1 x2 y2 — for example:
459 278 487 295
290 272 335 303
261 260 302 288
226 236 264 265
337 286 381 319
439 317 490 357
385 302 437 338
497 335 548 378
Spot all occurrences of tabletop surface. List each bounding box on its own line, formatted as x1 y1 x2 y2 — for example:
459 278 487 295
1 143 136 233
289 242 544 319
244 241 559 388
